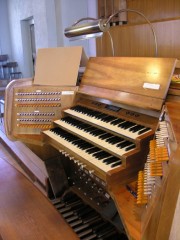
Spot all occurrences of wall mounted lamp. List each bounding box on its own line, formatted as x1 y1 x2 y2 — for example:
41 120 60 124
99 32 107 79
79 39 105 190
64 8 158 57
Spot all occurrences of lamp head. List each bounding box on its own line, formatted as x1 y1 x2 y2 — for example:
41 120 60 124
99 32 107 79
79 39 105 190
64 19 110 39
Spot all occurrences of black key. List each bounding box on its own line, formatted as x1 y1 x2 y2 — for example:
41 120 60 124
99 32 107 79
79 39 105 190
118 121 136 129
125 144 136 151
84 126 97 133
91 129 106 136
106 136 123 144
103 156 119 164
73 139 86 146
86 147 101 154
78 229 93 238
74 217 101 233
129 125 145 132
101 115 117 123
138 127 150 134
110 118 125 125
117 140 131 148
92 150 106 158
99 133 112 140
95 113 109 120
111 161 122 167
96 152 111 160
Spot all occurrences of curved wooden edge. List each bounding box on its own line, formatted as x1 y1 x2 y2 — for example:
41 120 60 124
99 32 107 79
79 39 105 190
4 78 33 141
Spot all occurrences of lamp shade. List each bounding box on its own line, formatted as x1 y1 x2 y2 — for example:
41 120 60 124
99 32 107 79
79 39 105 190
64 19 110 38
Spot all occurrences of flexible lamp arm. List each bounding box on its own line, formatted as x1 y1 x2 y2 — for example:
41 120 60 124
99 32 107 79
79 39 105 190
72 17 98 26
104 8 158 57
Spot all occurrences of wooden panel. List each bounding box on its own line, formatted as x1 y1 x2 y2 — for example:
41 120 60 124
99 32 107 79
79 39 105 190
169 192 180 239
78 85 163 111
98 0 113 18
0 158 78 240
80 57 176 109
127 0 180 23
112 187 141 240
98 0 127 24
97 19 180 59
98 0 180 23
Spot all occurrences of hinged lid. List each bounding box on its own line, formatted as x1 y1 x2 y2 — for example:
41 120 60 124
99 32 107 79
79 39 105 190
78 57 177 111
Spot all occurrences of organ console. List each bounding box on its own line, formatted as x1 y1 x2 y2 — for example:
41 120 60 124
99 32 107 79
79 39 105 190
3 57 180 239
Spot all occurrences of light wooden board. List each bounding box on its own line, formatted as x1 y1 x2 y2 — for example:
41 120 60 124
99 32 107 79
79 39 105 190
79 57 176 111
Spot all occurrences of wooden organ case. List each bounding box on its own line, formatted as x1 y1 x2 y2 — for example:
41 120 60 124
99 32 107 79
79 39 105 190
3 57 180 240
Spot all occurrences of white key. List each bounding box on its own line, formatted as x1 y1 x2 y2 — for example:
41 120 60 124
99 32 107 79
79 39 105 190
43 130 121 173
64 109 151 139
55 120 135 157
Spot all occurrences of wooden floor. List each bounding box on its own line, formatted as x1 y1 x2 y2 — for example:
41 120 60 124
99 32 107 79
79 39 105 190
0 150 79 240
0 120 49 194
0 118 79 239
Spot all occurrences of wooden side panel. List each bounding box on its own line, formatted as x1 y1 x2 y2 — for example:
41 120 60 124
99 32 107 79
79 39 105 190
127 0 180 23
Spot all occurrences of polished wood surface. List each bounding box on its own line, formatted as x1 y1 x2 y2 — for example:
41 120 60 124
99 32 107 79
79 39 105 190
79 57 176 111
127 0 180 23
98 0 180 24
97 19 180 58
112 186 141 240
0 158 78 240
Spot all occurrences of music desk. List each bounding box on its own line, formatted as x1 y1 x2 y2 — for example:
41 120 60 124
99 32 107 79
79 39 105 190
0 158 78 240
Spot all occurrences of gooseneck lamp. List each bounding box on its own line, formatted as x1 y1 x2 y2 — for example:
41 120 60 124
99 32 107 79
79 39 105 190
64 8 158 57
